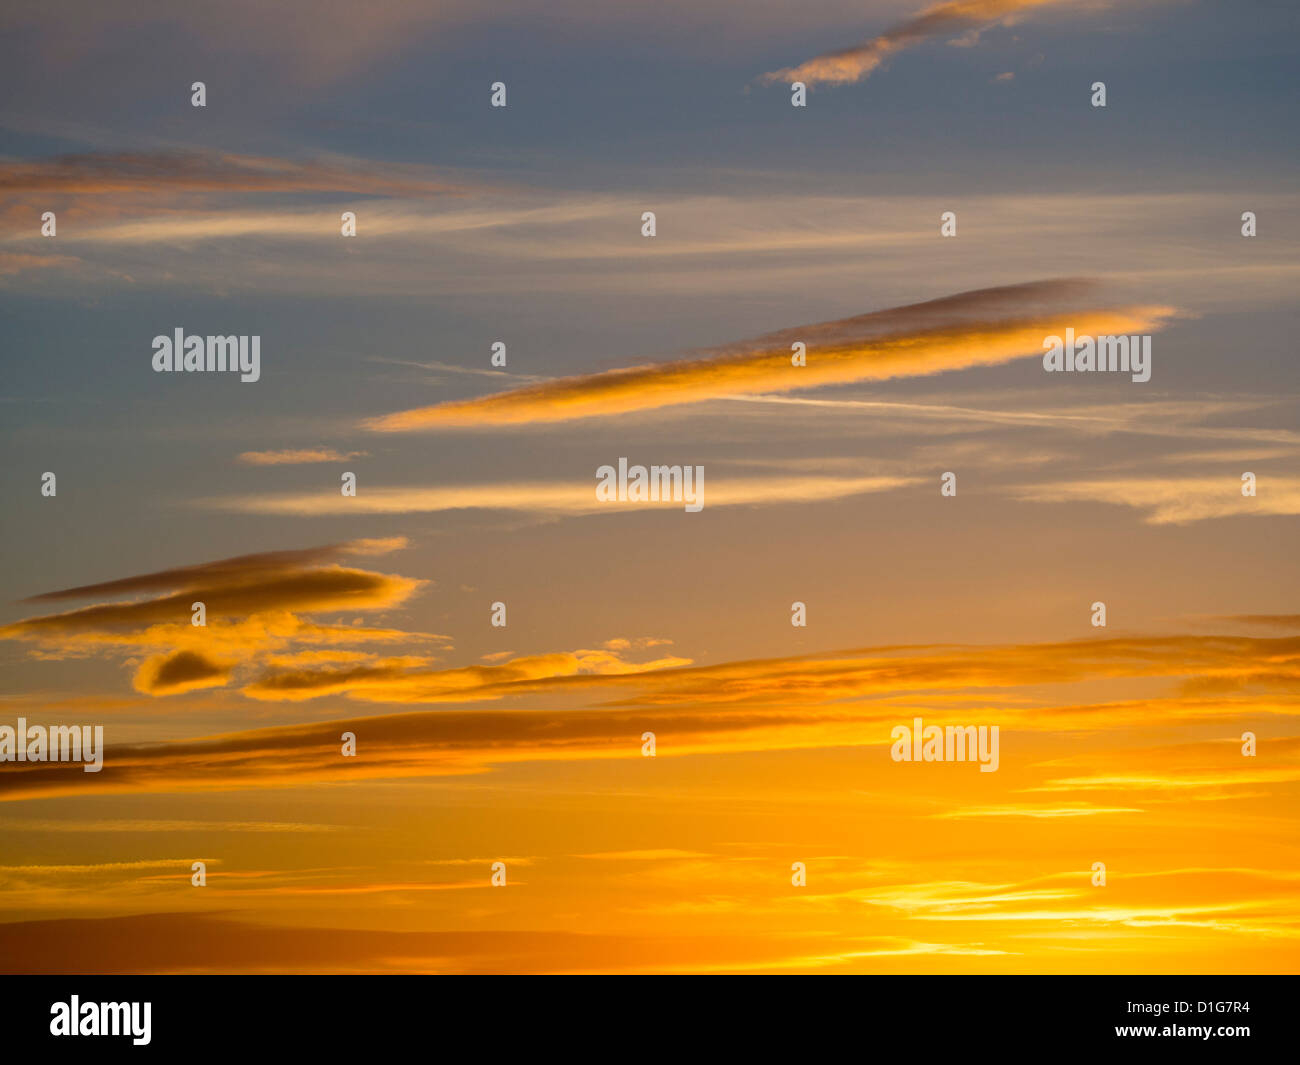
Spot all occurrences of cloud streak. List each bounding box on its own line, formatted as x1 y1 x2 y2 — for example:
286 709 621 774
0 151 470 239
761 0 1068 88
237 448 367 466
363 281 1174 430
0 151 464 198
204 475 918 517
1011 476 1300 524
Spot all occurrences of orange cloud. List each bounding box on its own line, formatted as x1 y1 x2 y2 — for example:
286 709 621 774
133 650 233 695
760 0 1067 88
1 539 434 696
362 281 1174 430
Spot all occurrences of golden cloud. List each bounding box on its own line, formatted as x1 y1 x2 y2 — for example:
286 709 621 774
363 281 1174 429
1 539 434 696
133 650 233 696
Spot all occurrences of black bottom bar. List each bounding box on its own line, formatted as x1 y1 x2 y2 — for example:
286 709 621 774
1 975 1290 1053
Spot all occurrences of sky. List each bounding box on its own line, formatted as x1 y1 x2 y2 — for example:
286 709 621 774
0 0 1297 974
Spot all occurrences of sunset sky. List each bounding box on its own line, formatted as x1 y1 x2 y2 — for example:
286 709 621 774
1 0 1297 974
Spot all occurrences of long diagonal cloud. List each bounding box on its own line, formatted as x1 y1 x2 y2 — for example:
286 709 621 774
363 281 1174 430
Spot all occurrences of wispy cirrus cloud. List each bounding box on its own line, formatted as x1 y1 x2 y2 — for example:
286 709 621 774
1209 615 1300 630
237 448 368 466
1010 475 1300 524
861 867 1300 945
932 804 1146 819
0 150 470 240
362 281 1175 430
760 0 1071 88
6 189 1294 311
240 647 694 704
202 475 918 517
0 150 465 199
